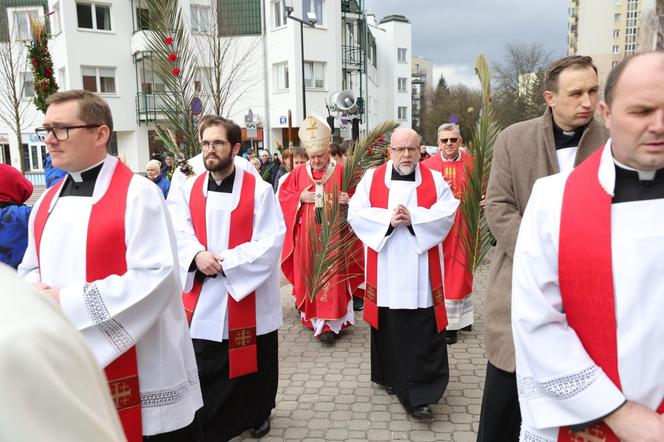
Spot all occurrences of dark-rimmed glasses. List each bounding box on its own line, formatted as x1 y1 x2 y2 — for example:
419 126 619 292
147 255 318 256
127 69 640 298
391 146 419 154
35 124 101 142
439 137 459 144
201 140 231 150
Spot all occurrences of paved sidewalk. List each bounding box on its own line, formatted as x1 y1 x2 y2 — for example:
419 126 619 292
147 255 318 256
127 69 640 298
236 260 491 441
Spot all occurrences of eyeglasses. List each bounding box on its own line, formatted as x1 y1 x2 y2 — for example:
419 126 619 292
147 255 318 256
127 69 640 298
201 140 231 150
390 146 419 154
439 138 459 144
35 124 101 141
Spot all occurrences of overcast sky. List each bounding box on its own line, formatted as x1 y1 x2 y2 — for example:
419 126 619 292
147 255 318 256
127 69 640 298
364 0 570 88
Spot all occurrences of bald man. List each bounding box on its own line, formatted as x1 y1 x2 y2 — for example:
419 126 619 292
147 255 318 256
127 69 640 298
348 127 459 419
512 51 664 441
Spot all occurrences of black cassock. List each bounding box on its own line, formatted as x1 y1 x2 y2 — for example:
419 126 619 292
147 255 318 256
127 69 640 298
371 306 449 410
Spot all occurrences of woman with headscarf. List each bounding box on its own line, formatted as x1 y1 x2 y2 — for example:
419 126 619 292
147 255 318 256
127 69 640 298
0 164 33 268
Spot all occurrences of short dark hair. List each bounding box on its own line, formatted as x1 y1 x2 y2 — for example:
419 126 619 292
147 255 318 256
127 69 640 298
604 51 664 107
198 115 241 146
45 90 113 146
544 55 597 93
291 146 308 159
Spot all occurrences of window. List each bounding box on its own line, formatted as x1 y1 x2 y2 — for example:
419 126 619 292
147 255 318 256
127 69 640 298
302 0 323 25
612 45 620 54
613 29 620 38
191 5 211 33
77 3 112 31
614 13 621 22
304 61 325 89
23 73 34 98
272 0 285 28
10 8 40 40
135 7 150 31
625 43 636 53
398 77 407 92
273 62 289 91
217 0 262 36
397 48 407 63
51 2 62 35
612 60 620 68
81 66 116 94
398 106 407 120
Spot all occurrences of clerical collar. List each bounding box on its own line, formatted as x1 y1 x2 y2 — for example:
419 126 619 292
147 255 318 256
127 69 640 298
60 160 104 197
68 160 105 183
553 121 587 150
391 167 416 181
207 168 235 193
441 152 460 162
612 158 664 204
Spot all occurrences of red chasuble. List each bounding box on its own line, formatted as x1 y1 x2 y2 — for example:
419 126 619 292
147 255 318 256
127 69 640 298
557 147 664 441
422 152 473 300
34 161 142 442
279 162 356 323
364 163 448 333
182 170 258 379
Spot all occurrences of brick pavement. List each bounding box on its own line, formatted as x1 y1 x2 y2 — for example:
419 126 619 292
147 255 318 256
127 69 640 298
235 258 492 441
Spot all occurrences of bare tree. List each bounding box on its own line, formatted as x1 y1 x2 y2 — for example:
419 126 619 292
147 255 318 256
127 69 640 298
492 41 553 128
192 1 262 117
0 12 36 172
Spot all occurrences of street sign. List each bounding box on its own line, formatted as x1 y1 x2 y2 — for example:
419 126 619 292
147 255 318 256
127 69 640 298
279 116 287 125
448 113 461 124
246 121 258 139
190 96 203 116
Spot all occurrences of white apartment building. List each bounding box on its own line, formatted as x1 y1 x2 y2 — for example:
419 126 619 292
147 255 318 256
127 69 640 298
0 0 411 176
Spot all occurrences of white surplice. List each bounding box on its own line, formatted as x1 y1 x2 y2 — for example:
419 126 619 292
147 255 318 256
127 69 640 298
18 155 203 436
0 263 125 442
170 167 285 342
512 141 664 441
347 162 459 308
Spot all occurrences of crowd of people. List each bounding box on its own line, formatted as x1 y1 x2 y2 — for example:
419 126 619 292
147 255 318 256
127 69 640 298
0 50 663 442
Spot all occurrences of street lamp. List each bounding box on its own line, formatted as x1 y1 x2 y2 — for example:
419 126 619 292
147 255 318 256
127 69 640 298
284 0 317 119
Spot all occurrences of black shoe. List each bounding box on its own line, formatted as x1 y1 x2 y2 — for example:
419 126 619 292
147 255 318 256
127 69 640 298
353 296 364 311
445 330 458 345
461 324 472 332
385 386 395 395
319 331 336 344
410 405 433 419
249 419 270 438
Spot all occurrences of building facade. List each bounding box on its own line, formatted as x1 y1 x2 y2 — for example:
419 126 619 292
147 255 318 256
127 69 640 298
0 0 411 175
568 0 662 94
410 56 432 131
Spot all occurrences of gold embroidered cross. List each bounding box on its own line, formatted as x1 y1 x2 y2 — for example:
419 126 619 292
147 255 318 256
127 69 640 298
110 380 133 408
234 329 253 347
305 118 318 138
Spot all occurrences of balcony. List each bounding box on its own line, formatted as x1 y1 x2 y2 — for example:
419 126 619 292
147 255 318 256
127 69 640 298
135 92 176 123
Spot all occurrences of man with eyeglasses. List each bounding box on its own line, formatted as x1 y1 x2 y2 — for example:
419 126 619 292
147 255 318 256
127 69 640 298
279 114 359 344
348 127 459 419
19 90 203 441
479 55 609 441
423 123 475 345
169 116 285 441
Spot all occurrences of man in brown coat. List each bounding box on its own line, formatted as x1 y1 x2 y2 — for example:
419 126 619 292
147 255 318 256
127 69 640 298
478 55 609 441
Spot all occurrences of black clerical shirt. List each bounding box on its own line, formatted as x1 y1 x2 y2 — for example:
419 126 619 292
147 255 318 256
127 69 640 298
612 164 664 204
207 168 235 193
59 163 104 197
553 122 587 150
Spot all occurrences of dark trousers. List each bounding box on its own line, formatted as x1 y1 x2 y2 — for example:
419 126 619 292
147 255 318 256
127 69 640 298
142 417 203 442
477 361 521 442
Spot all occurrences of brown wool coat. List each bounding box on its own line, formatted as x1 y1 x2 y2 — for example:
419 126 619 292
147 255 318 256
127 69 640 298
484 107 609 372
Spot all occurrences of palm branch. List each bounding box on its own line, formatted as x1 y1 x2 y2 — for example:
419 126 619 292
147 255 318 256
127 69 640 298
144 0 200 160
460 54 500 272
301 120 399 302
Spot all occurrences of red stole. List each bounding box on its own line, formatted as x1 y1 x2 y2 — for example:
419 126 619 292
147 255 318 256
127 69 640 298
364 164 448 333
557 147 664 441
182 170 258 379
423 152 474 300
34 161 142 442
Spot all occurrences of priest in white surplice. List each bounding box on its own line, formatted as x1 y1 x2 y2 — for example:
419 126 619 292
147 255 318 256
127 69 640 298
512 52 664 442
348 127 459 419
169 116 285 441
19 90 203 442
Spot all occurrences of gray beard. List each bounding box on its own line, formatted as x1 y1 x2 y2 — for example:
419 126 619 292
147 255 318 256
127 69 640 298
394 163 415 175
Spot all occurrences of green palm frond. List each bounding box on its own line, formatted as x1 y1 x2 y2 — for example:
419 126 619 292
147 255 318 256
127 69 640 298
460 54 499 273
300 120 398 303
144 0 200 159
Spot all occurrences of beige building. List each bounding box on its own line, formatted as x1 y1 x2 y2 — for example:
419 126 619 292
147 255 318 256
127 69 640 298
568 0 663 95
411 56 433 131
